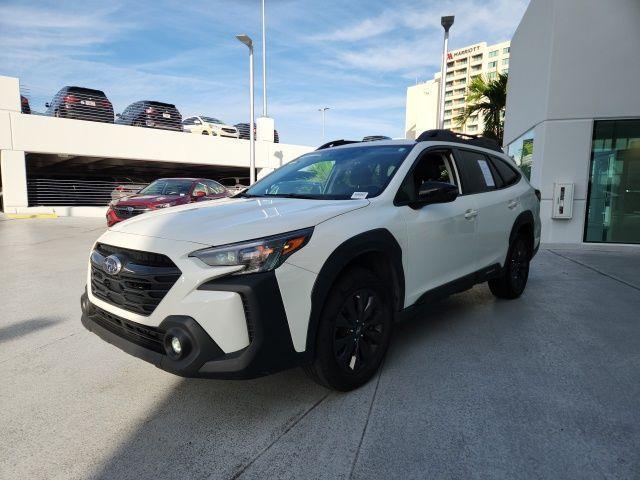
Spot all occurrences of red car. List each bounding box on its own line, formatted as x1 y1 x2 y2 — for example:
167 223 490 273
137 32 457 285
106 178 229 227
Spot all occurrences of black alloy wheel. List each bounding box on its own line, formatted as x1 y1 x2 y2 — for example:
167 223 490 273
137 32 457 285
304 267 393 391
333 288 385 373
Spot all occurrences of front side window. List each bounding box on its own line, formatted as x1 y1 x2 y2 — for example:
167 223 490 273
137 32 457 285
139 179 194 196
395 150 458 204
205 180 226 194
245 145 412 199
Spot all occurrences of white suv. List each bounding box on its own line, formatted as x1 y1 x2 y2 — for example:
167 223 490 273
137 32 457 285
81 130 541 391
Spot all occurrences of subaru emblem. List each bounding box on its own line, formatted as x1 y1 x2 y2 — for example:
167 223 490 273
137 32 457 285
103 255 122 275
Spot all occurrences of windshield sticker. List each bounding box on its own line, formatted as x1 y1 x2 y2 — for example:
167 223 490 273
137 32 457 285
477 159 495 187
351 191 369 199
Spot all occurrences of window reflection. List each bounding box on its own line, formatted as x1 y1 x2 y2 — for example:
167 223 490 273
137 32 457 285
506 128 534 179
585 120 640 244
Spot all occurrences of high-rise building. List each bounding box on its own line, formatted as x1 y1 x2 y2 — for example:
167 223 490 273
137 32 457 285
405 40 510 140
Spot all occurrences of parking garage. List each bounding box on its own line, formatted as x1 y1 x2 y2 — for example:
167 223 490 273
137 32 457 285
0 75 313 216
23 153 249 207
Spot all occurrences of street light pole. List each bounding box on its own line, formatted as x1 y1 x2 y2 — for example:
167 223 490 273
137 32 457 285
438 15 454 130
318 107 329 139
236 34 256 185
261 0 267 117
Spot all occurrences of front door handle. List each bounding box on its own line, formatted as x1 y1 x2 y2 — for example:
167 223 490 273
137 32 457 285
464 209 478 219
508 200 519 210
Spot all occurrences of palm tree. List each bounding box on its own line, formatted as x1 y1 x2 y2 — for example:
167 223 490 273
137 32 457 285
455 72 508 144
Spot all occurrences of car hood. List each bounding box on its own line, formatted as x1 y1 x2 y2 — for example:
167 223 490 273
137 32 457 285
113 194 188 207
109 196 369 245
209 123 236 130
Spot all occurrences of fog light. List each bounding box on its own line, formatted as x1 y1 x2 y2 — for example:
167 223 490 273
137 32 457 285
170 336 182 355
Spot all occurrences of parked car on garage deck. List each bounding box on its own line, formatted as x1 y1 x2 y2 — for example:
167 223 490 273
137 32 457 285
183 116 239 138
82 129 541 391
235 122 280 142
116 101 182 131
46 86 114 123
106 178 228 226
110 181 149 201
21 95 31 114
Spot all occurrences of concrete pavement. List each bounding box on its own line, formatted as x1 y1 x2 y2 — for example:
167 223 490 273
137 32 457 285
1 218 639 479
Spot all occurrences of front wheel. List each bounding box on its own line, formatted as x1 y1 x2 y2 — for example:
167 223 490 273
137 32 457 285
489 234 531 299
201 130 209 135
304 267 393 391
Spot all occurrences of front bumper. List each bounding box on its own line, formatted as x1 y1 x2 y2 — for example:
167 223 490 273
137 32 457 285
81 270 305 379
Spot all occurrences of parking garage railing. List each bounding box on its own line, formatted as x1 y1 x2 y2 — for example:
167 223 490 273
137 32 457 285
27 179 146 207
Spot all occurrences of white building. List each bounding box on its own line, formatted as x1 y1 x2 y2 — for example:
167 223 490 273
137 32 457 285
0 76 313 217
405 41 510 140
504 0 640 246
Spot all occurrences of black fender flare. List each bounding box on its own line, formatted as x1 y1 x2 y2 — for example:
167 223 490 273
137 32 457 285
305 228 405 355
509 210 535 256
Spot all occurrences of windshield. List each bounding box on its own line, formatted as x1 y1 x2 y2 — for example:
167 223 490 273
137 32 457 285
245 145 411 199
139 179 193 196
202 116 223 124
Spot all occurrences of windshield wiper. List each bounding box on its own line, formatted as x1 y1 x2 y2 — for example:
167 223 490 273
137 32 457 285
263 193 322 199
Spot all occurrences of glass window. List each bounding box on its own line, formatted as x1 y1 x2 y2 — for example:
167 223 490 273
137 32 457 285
488 61 498 68
192 182 208 196
205 180 226 194
489 50 498 57
395 150 458 204
585 119 640 244
490 156 520 186
503 47 510 54
139 179 194 196
506 128 534 179
472 54 483 61
454 150 499 194
245 145 411 199
502 58 509 66
487 72 497 80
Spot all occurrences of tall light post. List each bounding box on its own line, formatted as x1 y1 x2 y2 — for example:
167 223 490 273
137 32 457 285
318 107 329 139
261 0 267 117
438 15 454 129
236 34 256 185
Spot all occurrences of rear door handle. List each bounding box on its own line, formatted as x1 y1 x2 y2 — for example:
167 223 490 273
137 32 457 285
508 200 519 210
464 209 478 219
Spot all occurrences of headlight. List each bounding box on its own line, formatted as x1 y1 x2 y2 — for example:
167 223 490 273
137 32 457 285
189 227 313 275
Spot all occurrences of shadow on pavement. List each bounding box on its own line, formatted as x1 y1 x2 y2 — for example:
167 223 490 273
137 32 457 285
0 317 60 344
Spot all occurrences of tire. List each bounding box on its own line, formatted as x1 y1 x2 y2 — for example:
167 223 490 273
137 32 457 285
304 267 393 391
202 131 209 135
488 234 531 299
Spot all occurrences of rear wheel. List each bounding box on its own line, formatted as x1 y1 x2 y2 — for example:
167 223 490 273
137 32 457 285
201 130 209 135
489 234 531 299
304 267 393 391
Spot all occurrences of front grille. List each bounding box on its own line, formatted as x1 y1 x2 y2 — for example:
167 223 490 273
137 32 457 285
90 305 166 354
222 128 236 134
114 206 149 219
90 243 181 316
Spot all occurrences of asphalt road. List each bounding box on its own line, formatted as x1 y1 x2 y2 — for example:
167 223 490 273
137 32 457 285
1 217 639 479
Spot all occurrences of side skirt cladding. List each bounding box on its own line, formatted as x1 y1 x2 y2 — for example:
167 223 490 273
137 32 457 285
306 228 405 356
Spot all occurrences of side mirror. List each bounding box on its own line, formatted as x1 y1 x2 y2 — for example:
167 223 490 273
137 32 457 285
193 190 206 198
410 181 458 208
45 102 50 108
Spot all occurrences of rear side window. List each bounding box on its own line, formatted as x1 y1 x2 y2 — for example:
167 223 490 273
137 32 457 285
490 156 521 186
454 149 501 194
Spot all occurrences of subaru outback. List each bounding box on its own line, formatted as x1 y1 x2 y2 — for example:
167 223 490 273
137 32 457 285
81 130 541 391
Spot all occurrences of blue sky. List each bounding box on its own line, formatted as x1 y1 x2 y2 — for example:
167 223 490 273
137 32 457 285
0 0 528 146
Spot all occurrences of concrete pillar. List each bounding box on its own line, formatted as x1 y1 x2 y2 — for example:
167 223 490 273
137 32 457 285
0 76 20 112
1 150 28 212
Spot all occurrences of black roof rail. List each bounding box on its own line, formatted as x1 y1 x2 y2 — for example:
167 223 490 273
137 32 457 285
316 139 360 150
416 129 503 153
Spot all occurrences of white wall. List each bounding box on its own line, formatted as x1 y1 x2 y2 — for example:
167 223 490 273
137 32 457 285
504 0 640 245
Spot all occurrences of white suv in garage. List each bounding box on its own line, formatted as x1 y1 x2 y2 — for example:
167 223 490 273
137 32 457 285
81 130 541 391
